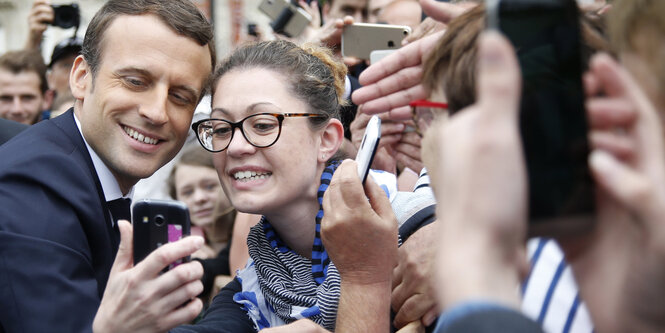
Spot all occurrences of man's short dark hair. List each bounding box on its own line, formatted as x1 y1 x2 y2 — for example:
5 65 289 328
0 50 48 93
81 0 216 89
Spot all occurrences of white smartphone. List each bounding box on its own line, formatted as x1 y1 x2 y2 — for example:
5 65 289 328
342 23 411 60
369 49 396 65
355 115 381 184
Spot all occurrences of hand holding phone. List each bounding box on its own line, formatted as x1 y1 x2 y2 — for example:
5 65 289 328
355 115 382 184
132 199 191 270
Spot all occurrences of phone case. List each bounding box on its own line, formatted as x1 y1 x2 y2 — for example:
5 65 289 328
260 0 312 37
356 116 382 183
132 199 191 268
258 0 290 19
342 23 411 60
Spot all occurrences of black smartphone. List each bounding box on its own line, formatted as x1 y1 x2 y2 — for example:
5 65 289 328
355 115 381 184
488 0 595 236
133 199 191 269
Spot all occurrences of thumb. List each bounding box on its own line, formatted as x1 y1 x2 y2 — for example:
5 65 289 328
476 31 521 119
420 0 467 24
110 219 134 275
364 174 394 220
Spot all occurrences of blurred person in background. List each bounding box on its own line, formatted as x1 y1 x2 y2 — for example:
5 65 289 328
0 49 52 125
24 1 82 119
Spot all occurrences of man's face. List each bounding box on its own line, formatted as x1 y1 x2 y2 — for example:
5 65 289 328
71 14 212 193
328 0 368 22
0 69 47 125
48 54 77 97
368 0 394 23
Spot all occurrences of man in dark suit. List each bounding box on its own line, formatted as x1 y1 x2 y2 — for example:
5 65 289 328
0 118 27 145
0 0 216 332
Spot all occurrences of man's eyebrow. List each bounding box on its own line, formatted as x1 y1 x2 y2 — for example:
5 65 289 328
114 66 153 78
115 66 200 99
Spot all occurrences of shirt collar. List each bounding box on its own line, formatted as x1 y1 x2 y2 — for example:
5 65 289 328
73 113 134 202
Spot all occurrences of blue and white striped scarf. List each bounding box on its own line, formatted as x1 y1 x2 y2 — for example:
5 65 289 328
233 161 397 331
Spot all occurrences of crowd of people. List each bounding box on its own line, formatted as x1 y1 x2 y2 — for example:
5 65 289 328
0 0 663 332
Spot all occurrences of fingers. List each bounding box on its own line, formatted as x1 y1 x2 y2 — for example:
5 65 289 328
590 150 651 214
420 0 469 24
354 66 424 106
589 130 635 160
586 98 638 129
476 31 521 119
154 271 204 310
356 31 443 88
158 297 203 332
153 260 204 297
364 173 395 220
134 236 204 279
393 294 436 329
403 17 445 45
299 0 320 28
361 84 429 115
110 220 134 275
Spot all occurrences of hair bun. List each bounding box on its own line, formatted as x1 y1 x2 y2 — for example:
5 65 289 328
301 43 348 106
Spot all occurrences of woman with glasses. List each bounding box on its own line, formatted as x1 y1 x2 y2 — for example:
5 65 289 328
174 40 405 332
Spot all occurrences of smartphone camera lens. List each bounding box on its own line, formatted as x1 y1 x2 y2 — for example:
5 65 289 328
154 214 165 226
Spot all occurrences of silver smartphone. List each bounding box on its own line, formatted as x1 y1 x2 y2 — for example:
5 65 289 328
342 23 411 60
355 115 381 184
258 0 312 37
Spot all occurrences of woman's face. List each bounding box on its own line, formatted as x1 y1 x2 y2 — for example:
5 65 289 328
211 68 326 216
174 164 229 227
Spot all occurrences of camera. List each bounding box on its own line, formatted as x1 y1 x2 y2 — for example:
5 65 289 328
51 3 81 29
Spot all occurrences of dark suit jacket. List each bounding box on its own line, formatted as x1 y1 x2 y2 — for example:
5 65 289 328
0 118 28 145
0 109 119 332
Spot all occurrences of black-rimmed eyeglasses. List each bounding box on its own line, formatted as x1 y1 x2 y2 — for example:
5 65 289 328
192 113 329 152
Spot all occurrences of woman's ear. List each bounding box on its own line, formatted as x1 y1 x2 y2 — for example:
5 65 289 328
70 55 90 100
318 118 344 163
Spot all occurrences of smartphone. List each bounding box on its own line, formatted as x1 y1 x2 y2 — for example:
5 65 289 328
488 0 595 236
133 199 191 270
369 49 396 65
342 23 411 60
258 0 312 37
356 115 382 184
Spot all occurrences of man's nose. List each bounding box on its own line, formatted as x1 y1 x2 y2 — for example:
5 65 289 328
138 87 169 125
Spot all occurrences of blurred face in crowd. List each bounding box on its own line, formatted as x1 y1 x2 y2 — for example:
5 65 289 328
211 67 326 217
174 163 230 228
368 0 394 23
71 14 212 193
48 54 77 97
0 69 48 125
379 0 422 30
328 0 369 22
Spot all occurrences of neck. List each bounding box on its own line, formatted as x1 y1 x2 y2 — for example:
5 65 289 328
264 198 319 258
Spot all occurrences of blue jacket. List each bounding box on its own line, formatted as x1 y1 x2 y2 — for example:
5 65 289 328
0 109 118 332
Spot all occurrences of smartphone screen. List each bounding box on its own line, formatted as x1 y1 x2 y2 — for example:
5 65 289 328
497 0 594 234
133 199 191 270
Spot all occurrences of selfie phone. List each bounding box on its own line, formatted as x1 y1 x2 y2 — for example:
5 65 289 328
487 0 595 236
133 199 191 270
342 23 411 60
356 115 382 184
258 0 312 37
